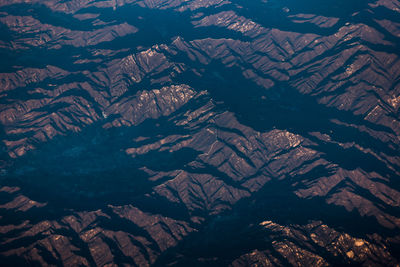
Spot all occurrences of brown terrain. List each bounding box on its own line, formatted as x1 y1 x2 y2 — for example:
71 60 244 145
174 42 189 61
0 0 400 266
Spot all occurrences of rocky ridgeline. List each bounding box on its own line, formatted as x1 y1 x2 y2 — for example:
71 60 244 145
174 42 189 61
0 0 400 265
